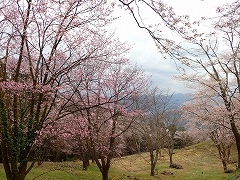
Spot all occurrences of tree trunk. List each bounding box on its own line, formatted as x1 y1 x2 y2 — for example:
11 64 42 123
222 160 228 173
149 150 158 176
168 143 174 167
101 167 109 180
1 140 13 180
169 153 173 167
150 164 155 176
234 134 240 169
230 118 240 169
1 138 29 180
82 159 90 170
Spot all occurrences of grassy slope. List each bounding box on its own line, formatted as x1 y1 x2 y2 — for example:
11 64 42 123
1 141 240 180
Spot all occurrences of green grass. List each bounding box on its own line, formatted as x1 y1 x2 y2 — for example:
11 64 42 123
1 141 240 180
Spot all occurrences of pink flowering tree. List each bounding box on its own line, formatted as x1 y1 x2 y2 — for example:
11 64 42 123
66 62 149 180
119 0 240 169
0 0 121 179
34 37 150 180
181 89 236 172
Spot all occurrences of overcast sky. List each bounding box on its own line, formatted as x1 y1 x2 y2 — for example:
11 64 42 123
110 0 234 94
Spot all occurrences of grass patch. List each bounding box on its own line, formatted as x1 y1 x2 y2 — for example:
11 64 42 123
0 141 239 179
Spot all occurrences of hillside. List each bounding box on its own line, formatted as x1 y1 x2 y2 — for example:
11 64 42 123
0 141 239 180
112 141 239 180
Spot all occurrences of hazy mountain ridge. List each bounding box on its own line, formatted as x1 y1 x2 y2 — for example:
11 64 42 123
170 93 190 107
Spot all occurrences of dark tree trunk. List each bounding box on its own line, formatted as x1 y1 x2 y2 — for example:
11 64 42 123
230 118 240 169
93 154 111 180
233 133 240 169
1 140 13 180
2 146 27 180
15 163 27 180
169 153 173 167
1 135 32 180
149 150 158 176
150 165 155 176
168 140 174 167
222 160 228 173
82 159 90 170
101 166 110 180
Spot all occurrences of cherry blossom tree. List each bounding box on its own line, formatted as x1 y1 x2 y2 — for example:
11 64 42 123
173 2 240 168
69 63 149 180
36 56 150 180
0 0 121 179
181 90 236 172
119 0 240 169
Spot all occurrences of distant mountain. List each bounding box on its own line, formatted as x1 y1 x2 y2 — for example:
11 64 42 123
170 93 191 107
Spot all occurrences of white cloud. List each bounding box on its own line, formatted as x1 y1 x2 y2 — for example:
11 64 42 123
110 0 234 93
